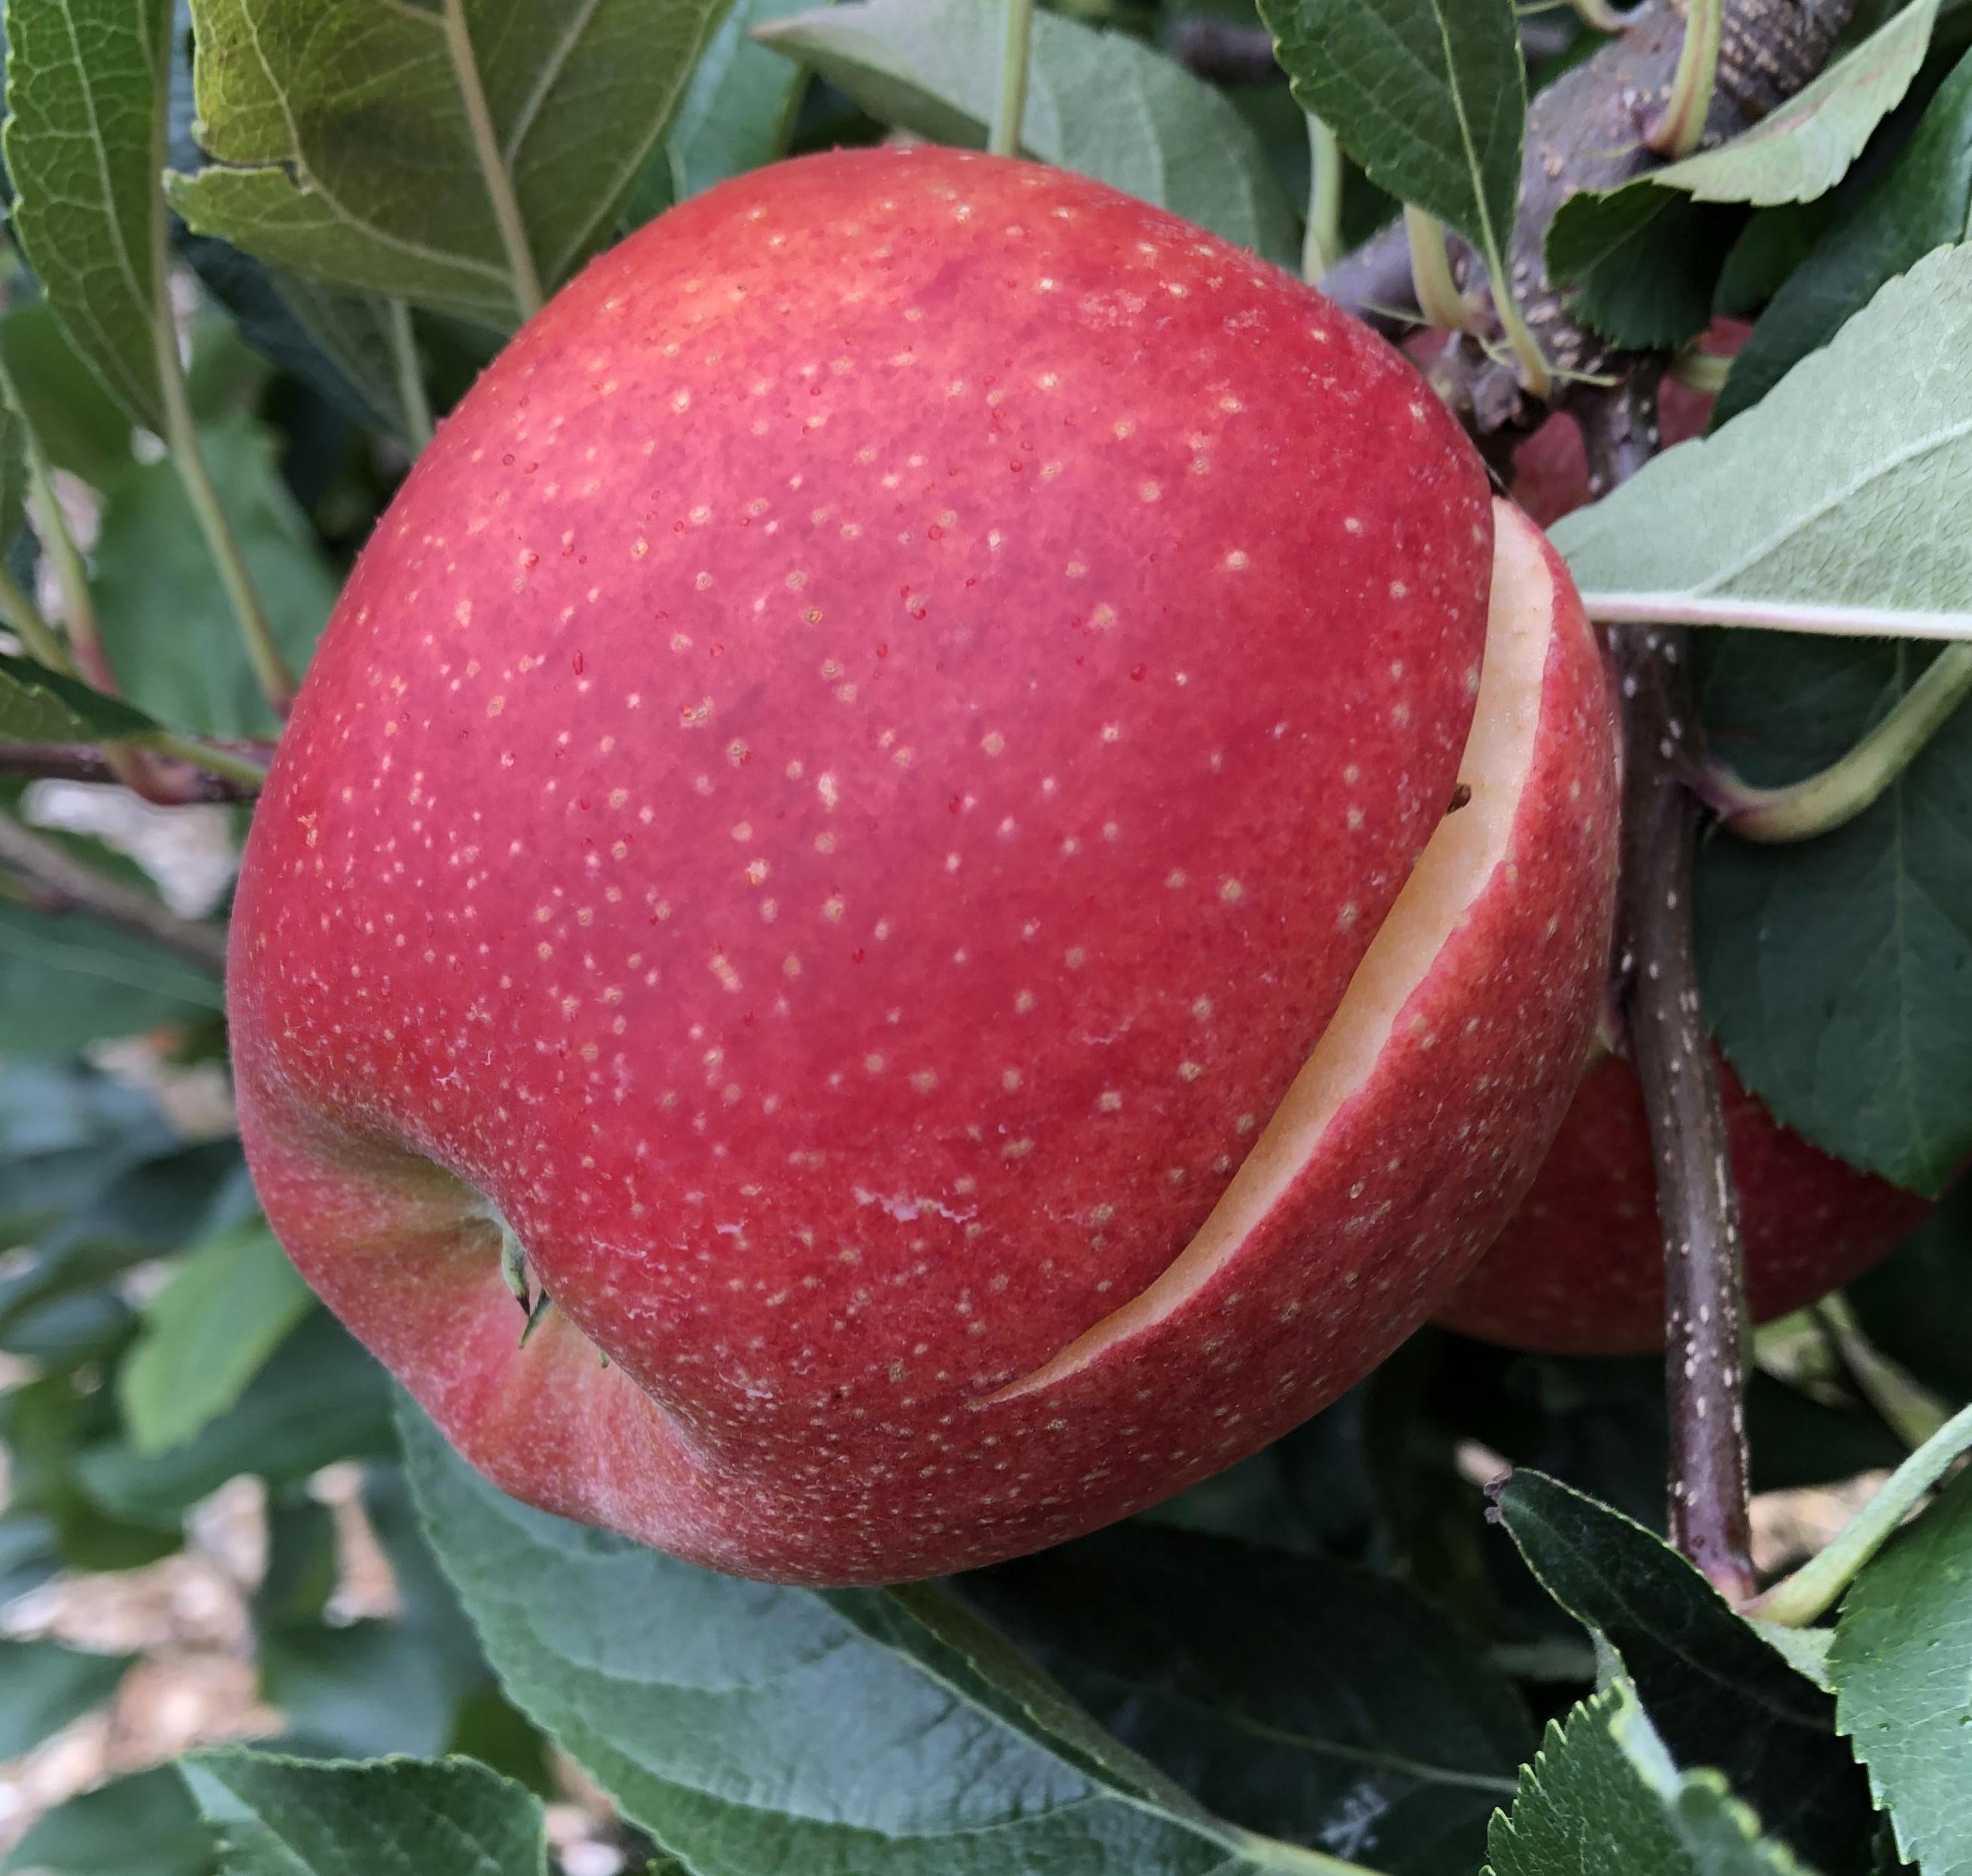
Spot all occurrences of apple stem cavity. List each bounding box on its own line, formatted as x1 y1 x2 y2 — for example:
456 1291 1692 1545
1585 369 1758 1604
1698 642 1972 843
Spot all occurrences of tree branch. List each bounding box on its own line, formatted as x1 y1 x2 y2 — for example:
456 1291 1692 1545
1582 377 1756 1601
0 741 269 800
0 808 229 972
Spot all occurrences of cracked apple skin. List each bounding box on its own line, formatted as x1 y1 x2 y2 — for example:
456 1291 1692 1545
229 147 1618 1585
1436 340 1928 1358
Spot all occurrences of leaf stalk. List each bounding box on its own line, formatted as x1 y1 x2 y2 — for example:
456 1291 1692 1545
990 0 1036 158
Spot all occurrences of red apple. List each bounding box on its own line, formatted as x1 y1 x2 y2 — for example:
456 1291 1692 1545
1436 322 1927 1357
229 147 1618 1584
1436 1050 1929 1354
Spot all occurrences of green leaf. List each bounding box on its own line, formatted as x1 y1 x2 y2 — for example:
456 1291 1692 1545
0 301 135 486
118 1218 313 1456
166 0 735 326
0 1637 135 1758
0 1765 217 1876
625 0 811 224
1554 242 1972 640
1829 1466 1972 1872
3 0 174 429
90 409 339 736
1542 196 1744 350
1493 1470 1875 1866
179 1749 546 1876
1718 41 1972 424
1257 0 1524 273
0 899 223 1056
1485 1679 1814 1876
1548 0 1938 283
0 381 27 551
756 0 1299 263
400 1396 1360 1876
962 1523 1533 1875
1694 633 1972 1192
78 1311 395 1526
0 650 163 745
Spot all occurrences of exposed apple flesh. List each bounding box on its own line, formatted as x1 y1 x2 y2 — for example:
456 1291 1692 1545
229 147 1618 1584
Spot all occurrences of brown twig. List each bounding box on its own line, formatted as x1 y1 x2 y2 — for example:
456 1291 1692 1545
0 740 269 801
0 807 229 971
1581 375 1756 1601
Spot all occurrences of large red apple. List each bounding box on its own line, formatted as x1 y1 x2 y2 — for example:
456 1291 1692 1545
229 147 1618 1584
1435 329 1927 1357
1436 1051 1929 1354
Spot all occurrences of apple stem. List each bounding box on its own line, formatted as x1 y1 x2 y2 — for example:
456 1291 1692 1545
1746 1399 1972 1626
1697 643 1972 842
386 300 436 454
0 803 229 971
1583 372 1758 1605
989 0 1036 159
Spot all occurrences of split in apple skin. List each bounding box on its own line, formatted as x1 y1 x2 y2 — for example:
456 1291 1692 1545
229 147 1619 1584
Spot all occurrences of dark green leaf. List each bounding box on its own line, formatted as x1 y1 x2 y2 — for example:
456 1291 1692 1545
0 1059 172 1237
1542 195 1743 350
0 1765 216 1876
1694 632 1972 1194
1493 1470 1875 1867
179 1748 547 1876
0 651 163 745
0 379 26 550
78 1312 394 1526
0 1511 64 1602
758 0 1298 262
91 410 339 736
119 1218 313 1454
1259 0 1524 272
1830 1467 1972 1872
0 1637 135 1758
3 0 174 428
1718 42 1972 423
0 301 135 485
167 0 735 326
1485 1679 1814 1876
400 1396 1348 1876
963 1523 1532 1876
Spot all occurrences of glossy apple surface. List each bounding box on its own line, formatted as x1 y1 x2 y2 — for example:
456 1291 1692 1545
229 148 1618 1583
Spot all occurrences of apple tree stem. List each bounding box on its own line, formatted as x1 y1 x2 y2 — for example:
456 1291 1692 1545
1582 374 1757 1604
990 0 1036 159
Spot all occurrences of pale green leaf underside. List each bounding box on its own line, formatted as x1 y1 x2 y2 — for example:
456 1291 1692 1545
2 0 174 430
1258 0 1523 272
1485 1680 1815 1876
167 0 733 326
756 0 1299 265
1556 241 1972 641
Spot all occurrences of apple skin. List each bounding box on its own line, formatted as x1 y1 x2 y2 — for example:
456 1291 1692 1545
1435 1052 1930 1355
229 147 1618 1584
1436 321 1928 1358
